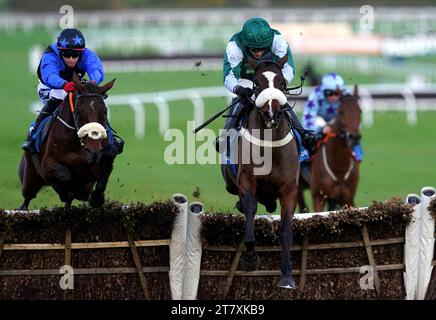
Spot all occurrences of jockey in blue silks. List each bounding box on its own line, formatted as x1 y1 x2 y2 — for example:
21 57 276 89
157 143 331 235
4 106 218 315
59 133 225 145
215 17 318 155
22 28 122 155
302 73 364 161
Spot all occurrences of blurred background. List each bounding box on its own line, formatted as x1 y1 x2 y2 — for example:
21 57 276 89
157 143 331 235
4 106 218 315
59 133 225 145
1 1 435 211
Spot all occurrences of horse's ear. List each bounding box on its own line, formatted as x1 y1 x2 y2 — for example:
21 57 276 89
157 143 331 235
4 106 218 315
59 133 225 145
278 54 288 68
72 73 82 92
353 85 359 98
247 56 257 69
98 79 116 95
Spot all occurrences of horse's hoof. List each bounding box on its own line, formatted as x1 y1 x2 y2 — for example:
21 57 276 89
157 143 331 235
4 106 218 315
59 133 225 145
89 193 105 208
265 201 277 213
235 201 243 213
277 276 296 289
241 251 260 271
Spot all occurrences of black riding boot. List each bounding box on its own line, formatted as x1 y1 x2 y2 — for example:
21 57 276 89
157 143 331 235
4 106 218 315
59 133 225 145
22 98 62 153
285 106 318 156
214 100 246 153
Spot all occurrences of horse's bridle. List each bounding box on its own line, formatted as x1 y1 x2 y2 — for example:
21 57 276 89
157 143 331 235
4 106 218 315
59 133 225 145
321 95 361 182
56 92 108 147
334 95 362 148
252 60 290 129
73 92 106 123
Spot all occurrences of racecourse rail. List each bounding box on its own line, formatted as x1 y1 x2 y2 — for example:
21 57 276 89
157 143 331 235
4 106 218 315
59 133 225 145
30 84 436 138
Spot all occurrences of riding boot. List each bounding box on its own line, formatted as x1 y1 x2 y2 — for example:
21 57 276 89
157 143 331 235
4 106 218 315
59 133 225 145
214 100 247 153
285 106 318 156
21 98 62 153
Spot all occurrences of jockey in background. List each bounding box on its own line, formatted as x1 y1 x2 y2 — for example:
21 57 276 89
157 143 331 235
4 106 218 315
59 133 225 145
215 17 318 155
302 73 364 161
22 28 122 155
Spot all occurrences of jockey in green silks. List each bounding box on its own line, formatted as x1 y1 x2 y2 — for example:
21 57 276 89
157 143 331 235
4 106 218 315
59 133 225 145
216 17 317 155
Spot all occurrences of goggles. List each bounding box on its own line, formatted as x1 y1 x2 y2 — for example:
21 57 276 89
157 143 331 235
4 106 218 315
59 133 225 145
324 90 340 97
61 50 80 58
248 47 268 54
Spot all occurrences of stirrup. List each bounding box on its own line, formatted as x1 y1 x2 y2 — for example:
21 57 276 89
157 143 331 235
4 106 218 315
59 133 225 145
21 140 36 153
114 138 124 154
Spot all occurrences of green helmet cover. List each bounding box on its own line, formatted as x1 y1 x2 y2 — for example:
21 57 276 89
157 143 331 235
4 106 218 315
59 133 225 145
240 17 274 49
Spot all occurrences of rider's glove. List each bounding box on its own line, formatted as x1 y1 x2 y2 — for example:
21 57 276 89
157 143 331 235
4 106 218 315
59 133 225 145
233 85 254 98
63 82 76 93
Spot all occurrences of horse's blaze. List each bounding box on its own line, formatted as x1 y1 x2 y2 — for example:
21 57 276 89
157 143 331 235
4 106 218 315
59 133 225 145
255 71 287 109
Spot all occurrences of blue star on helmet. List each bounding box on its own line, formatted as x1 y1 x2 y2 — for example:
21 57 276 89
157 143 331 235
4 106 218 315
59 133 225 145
59 38 69 48
72 34 83 45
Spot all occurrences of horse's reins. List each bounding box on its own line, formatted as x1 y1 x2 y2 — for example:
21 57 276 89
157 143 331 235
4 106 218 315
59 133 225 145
55 92 108 146
53 93 76 130
244 65 295 148
319 107 357 183
57 92 106 129
321 144 355 183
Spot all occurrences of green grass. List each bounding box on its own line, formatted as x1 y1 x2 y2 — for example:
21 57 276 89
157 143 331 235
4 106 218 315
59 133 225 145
1 29 435 212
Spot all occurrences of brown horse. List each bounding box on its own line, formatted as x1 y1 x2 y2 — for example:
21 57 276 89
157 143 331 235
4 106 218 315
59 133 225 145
307 86 362 212
18 74 119 210
221 56 300 289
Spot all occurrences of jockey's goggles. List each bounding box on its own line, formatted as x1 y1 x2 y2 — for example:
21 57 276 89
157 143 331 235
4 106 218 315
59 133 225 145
324 90 340 97
248 47 268 54
60 50 81 58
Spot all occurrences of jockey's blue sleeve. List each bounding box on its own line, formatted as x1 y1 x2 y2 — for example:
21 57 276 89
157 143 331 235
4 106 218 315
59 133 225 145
40 52 68 89
302 89 322 132
82 49 105 84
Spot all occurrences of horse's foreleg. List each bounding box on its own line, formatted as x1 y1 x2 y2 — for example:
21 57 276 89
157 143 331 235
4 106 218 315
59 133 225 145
277 186 298 289
18 199 31 211
328 199 338 211
89 161 114 208
297 185 308 213
238 172 259 271
51 181 74 204
312 190 325 212
18 154 45 210
41 159 74 205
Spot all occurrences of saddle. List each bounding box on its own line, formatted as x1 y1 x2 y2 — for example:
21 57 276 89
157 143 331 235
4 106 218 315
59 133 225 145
31 106 62 154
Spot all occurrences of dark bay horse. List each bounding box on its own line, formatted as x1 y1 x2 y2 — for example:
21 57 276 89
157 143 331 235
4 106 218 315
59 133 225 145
18 74 119 209
221 55 300 289
308 86 362 212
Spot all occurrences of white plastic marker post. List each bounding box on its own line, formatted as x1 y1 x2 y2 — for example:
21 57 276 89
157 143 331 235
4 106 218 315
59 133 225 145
404 193 421 300
417 186 435 300
183 202 203 300
169 193 188 300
